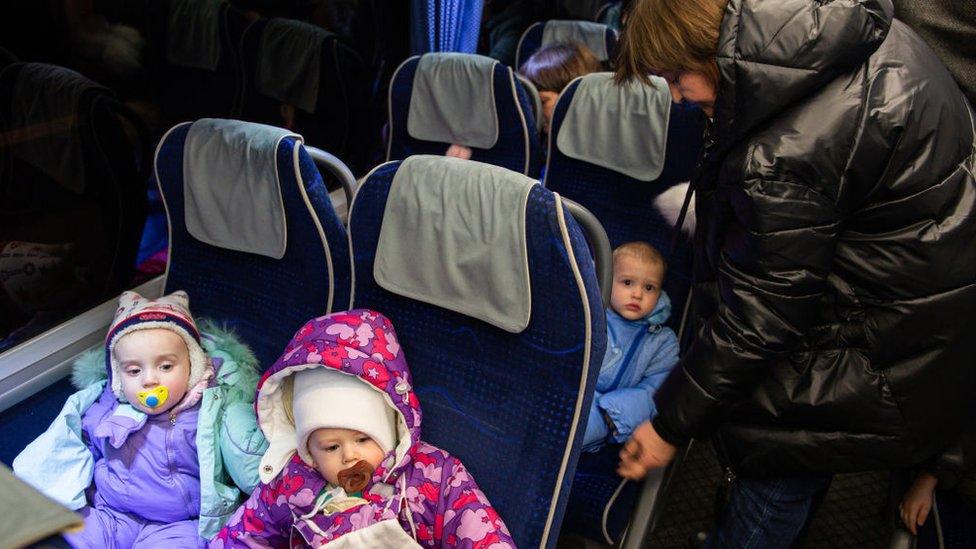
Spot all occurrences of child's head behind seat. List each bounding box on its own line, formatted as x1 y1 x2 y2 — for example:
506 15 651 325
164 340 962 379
519 42 603 133
610 241 667 320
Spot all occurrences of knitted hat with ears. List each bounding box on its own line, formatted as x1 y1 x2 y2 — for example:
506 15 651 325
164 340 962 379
104 290 208 402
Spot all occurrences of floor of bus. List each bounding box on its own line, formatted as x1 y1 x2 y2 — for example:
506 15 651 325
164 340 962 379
4 379 892 547
645 440 891 548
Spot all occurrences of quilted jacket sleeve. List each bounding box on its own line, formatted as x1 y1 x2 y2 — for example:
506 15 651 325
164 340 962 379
209 483 292 548
652 172 843 444
220 401 269 495
600 327 679 442
12 382 105 510
437 457 516 548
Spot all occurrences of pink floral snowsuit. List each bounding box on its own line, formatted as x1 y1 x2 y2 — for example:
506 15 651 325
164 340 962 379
210 310 515 548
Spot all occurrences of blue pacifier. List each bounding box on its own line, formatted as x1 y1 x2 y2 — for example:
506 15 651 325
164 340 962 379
136 386 169 409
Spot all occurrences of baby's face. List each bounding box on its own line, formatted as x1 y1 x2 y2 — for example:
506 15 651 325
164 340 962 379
610 255 664 320
115 329 191 415
307 428 386 486
539 90 559 134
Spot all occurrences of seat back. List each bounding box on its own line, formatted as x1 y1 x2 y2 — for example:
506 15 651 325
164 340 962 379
386 53 542 176
348 156 606 547
0 63 148 347
545 73 704 544
515 20 617 69
544 73 704 327
154 118 351 367
561 0 605 20
154 0 245 121
240 17 371 173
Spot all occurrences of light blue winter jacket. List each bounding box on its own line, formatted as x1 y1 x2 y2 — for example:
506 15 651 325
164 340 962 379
13 321 269 539
583 292 680 452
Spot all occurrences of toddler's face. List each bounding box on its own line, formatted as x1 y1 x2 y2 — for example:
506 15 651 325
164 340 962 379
610 255 664 320
539 90 559 134
307 428 386 486
115 329 191 415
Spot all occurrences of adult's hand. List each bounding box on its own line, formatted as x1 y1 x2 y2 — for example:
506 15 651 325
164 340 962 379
900 472 938 535
617 420 677 480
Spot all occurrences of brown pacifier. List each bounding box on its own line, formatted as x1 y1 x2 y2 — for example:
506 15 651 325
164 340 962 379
337 460 374 493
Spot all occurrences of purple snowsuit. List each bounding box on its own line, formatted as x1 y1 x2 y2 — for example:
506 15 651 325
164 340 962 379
66 389 206 548
211 310 515 548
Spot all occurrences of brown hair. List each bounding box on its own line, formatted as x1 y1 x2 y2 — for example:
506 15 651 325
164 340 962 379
518 42 603 93
615 0 728 87
614 241 667 277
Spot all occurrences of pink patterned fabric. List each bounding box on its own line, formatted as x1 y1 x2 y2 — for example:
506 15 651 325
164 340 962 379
210 310 515 548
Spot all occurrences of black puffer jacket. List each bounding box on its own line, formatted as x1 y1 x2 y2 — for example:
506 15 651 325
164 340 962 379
652 0 976 477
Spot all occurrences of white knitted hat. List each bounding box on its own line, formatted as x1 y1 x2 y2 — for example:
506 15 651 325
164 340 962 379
105 290 208 403
293 367 398 466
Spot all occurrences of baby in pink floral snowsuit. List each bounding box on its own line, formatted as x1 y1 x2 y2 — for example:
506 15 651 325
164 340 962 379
211 309 515 548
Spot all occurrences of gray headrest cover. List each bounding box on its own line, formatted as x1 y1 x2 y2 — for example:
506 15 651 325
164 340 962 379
375 156 535 333
166 0 221 71
10 63 109 194
407 53 500 149
541 20 610 61
182 119 298 259
556 73 672 181
256 19 328 114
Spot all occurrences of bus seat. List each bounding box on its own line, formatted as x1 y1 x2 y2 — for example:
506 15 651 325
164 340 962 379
0 63 148 351
348 156 608 548
151 0 244 122
239 17 371 174
386 53 543 176
544 72 705 545
515 20 618 70
153 118 351 367
517 73 545 133
561 0 605 20
544 72 704 330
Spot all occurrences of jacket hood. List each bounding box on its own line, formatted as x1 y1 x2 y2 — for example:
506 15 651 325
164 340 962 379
646 291 671 326
712 0 892 153
254 310 421 484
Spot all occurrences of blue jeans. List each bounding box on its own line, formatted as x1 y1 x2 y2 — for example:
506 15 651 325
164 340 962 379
706 475 832 548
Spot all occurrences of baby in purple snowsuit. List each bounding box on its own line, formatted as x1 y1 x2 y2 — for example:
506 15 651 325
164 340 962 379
14 291 267 548
212 309 515 548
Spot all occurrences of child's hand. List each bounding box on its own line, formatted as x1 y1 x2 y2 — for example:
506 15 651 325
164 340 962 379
445 144 472 160
900 472 938 535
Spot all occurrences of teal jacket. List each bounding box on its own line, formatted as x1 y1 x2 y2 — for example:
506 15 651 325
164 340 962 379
13 321 269 538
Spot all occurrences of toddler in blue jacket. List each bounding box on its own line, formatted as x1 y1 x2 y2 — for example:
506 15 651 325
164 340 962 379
583 241 680 452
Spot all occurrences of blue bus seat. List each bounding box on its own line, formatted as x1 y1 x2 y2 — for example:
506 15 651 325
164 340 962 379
386 53 543 176
544 73 704 330
149 0 246 122
347 156 607 547
153 118 351 367
0 63 149 351
544 73 705 545
239 17 371 174
515 20 618 70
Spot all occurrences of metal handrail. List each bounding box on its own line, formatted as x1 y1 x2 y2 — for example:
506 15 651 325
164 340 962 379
560 197 612 308
305 145 357 208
